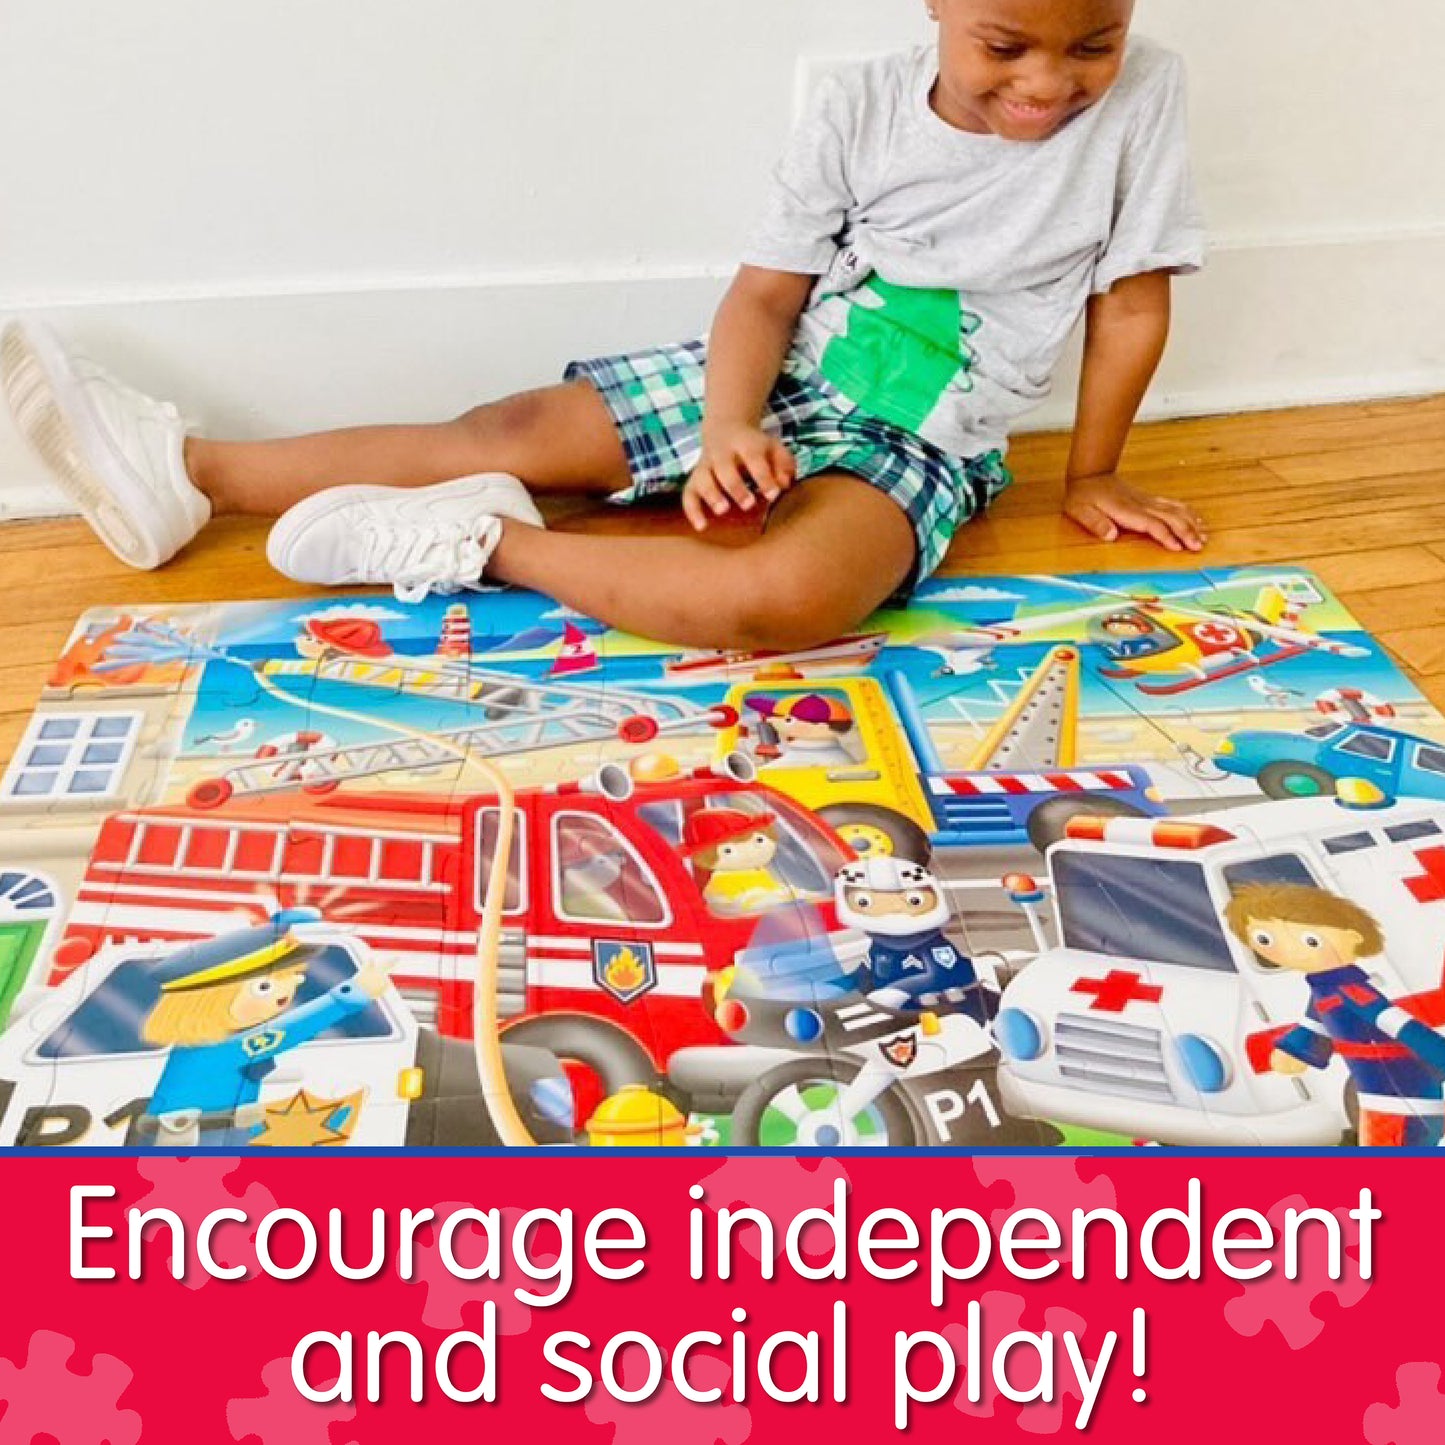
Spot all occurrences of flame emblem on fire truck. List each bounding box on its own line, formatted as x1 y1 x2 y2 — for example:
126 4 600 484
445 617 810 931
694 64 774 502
593 940 657 1004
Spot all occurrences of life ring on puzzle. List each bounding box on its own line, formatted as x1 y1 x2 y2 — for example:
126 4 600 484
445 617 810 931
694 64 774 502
1314 688 1396 722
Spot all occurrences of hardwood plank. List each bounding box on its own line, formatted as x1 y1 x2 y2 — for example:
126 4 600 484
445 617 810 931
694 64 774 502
1264 439 1445 487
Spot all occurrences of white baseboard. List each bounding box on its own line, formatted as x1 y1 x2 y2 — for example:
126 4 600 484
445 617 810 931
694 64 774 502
3 229 1442 519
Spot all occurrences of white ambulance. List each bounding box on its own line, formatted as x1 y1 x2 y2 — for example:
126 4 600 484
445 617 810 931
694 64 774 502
993 785 1445 1145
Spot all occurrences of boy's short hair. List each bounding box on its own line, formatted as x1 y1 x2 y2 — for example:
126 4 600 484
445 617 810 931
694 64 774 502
1223 883 1384 957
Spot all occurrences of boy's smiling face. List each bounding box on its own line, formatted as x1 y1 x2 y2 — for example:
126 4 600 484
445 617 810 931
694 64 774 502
929 0 1134 141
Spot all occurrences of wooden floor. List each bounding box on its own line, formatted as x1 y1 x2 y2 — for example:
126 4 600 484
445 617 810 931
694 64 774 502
2 390 1443 763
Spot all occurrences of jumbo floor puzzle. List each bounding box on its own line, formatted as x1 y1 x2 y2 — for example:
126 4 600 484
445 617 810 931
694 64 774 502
3 567 1445 1151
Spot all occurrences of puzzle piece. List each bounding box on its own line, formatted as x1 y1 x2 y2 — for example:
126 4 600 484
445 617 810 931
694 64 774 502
129 1155 279 1286
583 1348 752 1445
0 1329 141 1445
698 1157 852 1263
1364 1363 1445 1445
226 1356 356 1445
405 1200 545 1334
1222 1193 1372 1348
946 1289 1096 1436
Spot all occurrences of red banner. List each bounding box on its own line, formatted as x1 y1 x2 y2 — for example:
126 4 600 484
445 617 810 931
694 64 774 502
2 1152 1439 1444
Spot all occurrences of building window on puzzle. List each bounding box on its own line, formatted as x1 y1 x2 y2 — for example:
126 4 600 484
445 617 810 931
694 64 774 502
1 711 142 802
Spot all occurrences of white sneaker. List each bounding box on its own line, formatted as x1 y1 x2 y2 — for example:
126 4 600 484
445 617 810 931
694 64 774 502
266 473 544 603
0 320 210 569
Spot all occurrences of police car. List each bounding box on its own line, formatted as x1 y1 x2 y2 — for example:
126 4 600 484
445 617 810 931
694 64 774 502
0 911 571 1148
993 784 1445 1145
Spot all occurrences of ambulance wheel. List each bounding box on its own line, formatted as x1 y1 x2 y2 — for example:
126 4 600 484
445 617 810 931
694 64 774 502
498 1014 658 1131
1026 795 1146 854
1257 761 1337 800
730 1057 916 1148
819 804 932 865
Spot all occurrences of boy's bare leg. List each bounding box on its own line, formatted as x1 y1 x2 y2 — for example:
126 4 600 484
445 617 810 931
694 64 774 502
187 381 631 516
486 474 917 652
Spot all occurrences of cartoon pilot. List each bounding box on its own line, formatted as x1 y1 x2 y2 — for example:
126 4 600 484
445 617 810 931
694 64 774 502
137 911 390 1146
833 856 989 1025
683 808 793 915
1226 883 1445 1147
1098 611 1169 661
743 693 860 768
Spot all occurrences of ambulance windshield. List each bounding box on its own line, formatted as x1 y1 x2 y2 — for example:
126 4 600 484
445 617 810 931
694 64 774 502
1054 853 1236 972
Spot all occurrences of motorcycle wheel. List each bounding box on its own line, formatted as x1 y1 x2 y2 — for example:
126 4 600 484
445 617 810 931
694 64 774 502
730 1057 916 1147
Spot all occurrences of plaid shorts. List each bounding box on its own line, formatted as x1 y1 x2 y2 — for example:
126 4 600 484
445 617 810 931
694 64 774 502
564 339 1011 586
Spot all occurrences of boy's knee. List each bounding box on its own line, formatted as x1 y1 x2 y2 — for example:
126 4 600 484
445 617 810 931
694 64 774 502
454 391 552 451
727 551 872 652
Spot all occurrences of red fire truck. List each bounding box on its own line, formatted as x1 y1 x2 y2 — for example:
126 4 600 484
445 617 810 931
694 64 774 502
54 756 867 1112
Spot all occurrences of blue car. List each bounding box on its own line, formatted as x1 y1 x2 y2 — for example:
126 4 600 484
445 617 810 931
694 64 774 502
1216 720 1445 801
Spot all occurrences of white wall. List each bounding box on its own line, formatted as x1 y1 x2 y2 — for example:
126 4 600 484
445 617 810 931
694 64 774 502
2 0 1443 514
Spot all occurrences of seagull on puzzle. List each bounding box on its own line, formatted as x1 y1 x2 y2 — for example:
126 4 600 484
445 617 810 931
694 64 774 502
1246 675 1301 708
915 633 998 677
194 718 256 751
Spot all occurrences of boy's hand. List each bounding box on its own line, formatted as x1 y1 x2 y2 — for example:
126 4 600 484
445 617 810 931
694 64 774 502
683 420 797 531
1063 473 1207 554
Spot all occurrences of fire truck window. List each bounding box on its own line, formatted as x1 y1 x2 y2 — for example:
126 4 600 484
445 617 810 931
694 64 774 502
474 809 525 915
1338 731 1396 763
1414 746 1445 778
1222 854 1319 891
36 945 394 1059
1054 853 1237 972
701 793 838 898
635 801 684 848
553 814 666 926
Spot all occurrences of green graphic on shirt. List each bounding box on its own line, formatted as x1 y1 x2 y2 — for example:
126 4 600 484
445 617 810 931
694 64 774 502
820 277 981 435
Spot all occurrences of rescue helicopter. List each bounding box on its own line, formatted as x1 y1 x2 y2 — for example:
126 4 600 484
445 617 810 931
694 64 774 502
927 573 1369 697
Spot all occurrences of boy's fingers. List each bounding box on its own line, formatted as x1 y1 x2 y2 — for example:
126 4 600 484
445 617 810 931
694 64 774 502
1066 500 1119 542
687 471 729 525
738 444 782 501
713 458 756 512
682 486 710 531
1132 510 1183 552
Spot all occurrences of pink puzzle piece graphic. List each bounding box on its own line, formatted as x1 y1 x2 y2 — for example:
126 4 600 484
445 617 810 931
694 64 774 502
584 1348 751 1445
947 1289 1097 1436
1364 1363 1445 1445
1222 1193 1372 1349
0 1330 141 1445
973 1157 1119 1264
698 1157 851 1264
227 1356 356 1445
406 1201 544 1334
131 1156 279 1289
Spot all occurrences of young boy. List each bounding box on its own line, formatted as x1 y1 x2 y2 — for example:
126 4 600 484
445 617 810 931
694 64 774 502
1 0 1205 651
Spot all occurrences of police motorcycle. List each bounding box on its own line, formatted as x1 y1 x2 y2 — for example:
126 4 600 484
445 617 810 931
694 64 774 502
709 858 1055 1147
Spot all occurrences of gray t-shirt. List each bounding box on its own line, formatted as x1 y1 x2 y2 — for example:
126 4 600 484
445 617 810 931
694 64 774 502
741 36 1206 458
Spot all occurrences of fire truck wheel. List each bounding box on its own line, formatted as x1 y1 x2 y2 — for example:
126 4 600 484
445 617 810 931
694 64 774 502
498 1014 659 1126
1025 795 1147 854
730 1057 916 1147
1257 761 1338 801
818 804 933 865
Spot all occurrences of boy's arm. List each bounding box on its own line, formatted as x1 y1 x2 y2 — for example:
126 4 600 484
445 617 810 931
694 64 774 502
684 265 815 531
1063 269 1206 554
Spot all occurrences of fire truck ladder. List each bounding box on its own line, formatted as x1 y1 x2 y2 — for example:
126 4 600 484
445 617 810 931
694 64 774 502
964 646 1081 772
188 659 734 806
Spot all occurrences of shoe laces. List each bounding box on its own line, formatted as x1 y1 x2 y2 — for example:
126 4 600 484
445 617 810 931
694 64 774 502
357 515 503 603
